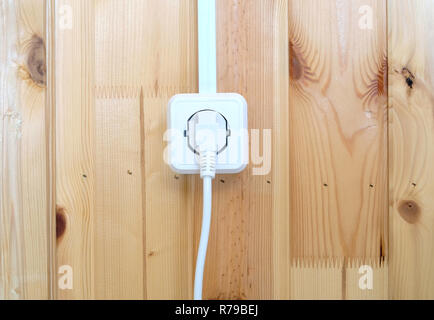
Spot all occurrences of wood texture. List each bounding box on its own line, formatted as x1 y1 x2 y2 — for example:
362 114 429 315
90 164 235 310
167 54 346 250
45 0 57 300
388 0 434 299
94 95 144 299
288 0 388 299
55 0 95 299
194 0 289 300
0 0 50 299
291 260 388 299
55 0 197 299
272 0 291 300
2 0 434 301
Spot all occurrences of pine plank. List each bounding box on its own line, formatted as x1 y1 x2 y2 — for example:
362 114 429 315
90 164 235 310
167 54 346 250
94 94 144 299
94 0 197 299
272 0 291 299
288 0 388 299
388 0 434 299
55 0 95 299
196 0 287 300
0 0 49 299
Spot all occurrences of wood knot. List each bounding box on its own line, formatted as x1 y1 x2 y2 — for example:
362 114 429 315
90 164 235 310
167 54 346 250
289 41 302 80
397 200 420 224
56 206 67 240
401 67 415 89
26 35 46 86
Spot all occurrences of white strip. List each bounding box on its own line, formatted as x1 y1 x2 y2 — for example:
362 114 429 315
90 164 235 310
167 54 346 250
198 0 217 94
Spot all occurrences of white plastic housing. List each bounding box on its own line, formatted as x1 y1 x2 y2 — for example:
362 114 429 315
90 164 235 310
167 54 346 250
167 93 248 174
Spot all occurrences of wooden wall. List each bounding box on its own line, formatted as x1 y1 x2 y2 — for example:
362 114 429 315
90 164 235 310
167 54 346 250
0 0 433 300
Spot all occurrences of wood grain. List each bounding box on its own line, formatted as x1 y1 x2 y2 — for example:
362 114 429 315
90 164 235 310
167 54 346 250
288 0 388 262
195 0 289 300
0 0 49 299
291 259 388 299
272 0 291 300
388 0 434 299
94 94 144 299
288 0 388 298
55 0 95 299
2 0 434 301
45 0 57 300
94 0 197 299
140 0 198 295
53 0 198 299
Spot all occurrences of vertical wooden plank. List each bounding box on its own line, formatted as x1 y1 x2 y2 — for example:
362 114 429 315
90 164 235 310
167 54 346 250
272 0 291 299
45 0 57 300
94 0 197 299
0 0 49 299
288 0 388 299
55 0 95 299
199 0 283 300
388 0 434 299
142 0 197 299
94 94 144 299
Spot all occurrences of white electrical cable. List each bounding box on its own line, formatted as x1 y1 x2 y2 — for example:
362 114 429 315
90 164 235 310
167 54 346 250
194 0 218 301
194 175 213 300
194 148 217 300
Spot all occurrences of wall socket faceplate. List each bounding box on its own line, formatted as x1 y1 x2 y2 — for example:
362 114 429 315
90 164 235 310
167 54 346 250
167 93 248 174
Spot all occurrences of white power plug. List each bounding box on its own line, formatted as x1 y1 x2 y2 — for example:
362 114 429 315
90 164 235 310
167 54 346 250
167 93 249 174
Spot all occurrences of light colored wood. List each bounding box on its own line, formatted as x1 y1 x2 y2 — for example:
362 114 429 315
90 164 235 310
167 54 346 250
272 0 291 300
0 0 49 299
291 259 388 300
54 0 198 300
45 0 57 300
197 0 287 300
55 0 95 299
94 0 197 299
3 0 434 301
94 93 144 299
288 0 388 298
388 0 434 299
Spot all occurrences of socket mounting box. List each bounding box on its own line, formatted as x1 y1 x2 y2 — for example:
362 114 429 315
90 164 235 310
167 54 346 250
167 93 248 174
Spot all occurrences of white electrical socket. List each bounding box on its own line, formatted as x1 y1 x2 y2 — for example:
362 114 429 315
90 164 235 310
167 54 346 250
167 93 248 174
